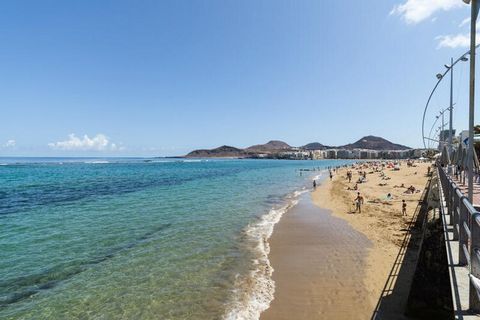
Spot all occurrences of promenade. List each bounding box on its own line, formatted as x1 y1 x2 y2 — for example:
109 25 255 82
438 166 480 319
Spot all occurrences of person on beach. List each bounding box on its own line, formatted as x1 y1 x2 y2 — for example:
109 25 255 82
329 171 333 180
313 180 316 189
404 185 416 194
354 192 364 213
402 200 407 216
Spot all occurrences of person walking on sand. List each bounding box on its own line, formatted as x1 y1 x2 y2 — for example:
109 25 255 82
329 170 333 180
313 180 317 189
354 192 364 213
402 200 407 216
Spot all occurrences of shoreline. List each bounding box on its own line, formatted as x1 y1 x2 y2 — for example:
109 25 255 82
260 191 373 319
261 160 430 319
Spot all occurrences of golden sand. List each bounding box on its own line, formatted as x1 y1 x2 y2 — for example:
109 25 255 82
261 161 430 320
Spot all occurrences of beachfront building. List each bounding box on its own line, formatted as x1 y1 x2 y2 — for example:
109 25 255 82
297 147 422 160
311 150 328 159
277 151 311 160
325 149 337 159
336 149 353 159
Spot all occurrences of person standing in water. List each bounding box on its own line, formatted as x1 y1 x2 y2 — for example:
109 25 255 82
313 180 317 189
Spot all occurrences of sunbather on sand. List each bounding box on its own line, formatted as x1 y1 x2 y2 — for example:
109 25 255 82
404 185 416 194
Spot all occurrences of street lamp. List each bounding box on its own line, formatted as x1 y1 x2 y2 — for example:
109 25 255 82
463 0 479 205
435 59 468 166
426 107 454 150
422 48 478 153
463 1 480 314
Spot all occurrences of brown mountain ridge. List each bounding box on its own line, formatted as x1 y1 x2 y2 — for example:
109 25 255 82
185 136 411 158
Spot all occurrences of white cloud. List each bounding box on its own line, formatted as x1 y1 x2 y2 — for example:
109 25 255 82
48 133 123 151
436 32 480 48
436 33 470 48
459 17 470 27
3 139 15 148
390 0 464 24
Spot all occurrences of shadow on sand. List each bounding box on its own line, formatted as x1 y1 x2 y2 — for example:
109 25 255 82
371 177 453 320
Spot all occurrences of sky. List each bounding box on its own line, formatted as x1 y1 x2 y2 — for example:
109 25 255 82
0 0 479 156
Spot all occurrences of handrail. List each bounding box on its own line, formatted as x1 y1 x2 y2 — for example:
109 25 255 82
437 165 480 311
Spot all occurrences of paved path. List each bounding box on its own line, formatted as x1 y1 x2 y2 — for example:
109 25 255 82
449 174 480 207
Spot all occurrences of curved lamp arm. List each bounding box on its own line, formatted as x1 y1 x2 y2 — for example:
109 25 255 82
421 46 479 149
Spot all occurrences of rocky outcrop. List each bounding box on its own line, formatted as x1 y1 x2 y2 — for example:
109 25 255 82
340 136 410 150
185 145 250 158
245 140 292 153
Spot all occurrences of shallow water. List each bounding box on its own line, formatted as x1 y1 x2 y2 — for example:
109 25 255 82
0 158 355 319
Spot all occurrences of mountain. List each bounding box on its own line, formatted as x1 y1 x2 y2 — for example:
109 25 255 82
339 136 410 150
184 136 411 158
302 142 328 150
185 145 249 158
245 140 292 153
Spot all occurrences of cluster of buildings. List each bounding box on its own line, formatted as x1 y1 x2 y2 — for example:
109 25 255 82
438 129 480 150
268 148 426 160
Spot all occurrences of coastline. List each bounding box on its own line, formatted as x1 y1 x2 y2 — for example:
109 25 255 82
261 161 430 319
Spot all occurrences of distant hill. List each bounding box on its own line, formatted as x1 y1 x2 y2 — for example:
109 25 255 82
245 140 292 153
302 142 329 150
184 136 411 158
339 136 410 150
185 145 249 158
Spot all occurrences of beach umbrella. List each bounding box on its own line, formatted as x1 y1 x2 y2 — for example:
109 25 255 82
462 148 468 169
474 147 480 171
451 144 460 164
457 143 464 166
456 144 462 162
451 149 457 164
441 146 450 166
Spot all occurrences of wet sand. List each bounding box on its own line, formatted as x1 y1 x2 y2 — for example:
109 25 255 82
261 193 372 319
261 161 430 320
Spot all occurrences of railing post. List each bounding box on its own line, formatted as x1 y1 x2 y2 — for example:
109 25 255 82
470 213 480 312
460 199 469 266
453 190 460 241
448 181 454 224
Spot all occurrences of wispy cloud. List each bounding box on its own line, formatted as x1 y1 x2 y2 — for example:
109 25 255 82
3 139 15 148
436 33 470 48
459 17 470 27
390 0 464 24
434 14 480 49
48 134 124 151
436 32 480 49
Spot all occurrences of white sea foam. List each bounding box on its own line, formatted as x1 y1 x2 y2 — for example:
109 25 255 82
223 190 304 320
84 160 110 164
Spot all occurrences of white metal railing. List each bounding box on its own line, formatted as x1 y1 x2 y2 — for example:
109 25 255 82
438 165 480 311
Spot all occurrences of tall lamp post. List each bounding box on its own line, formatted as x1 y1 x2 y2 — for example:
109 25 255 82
463 1 479 313
422 50 473 151
436 58 467 166
464 0 478 203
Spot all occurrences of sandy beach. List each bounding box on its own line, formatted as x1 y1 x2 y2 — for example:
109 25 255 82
261 160 430 320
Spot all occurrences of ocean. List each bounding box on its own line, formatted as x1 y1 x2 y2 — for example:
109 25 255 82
0 158 356 319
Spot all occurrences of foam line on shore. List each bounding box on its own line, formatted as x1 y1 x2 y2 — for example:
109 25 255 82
223 188 309 320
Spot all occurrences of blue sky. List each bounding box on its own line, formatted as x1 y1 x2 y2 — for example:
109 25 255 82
0 0 478 156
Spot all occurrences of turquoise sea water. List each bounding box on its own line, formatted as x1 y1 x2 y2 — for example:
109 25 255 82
0 158 355 319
